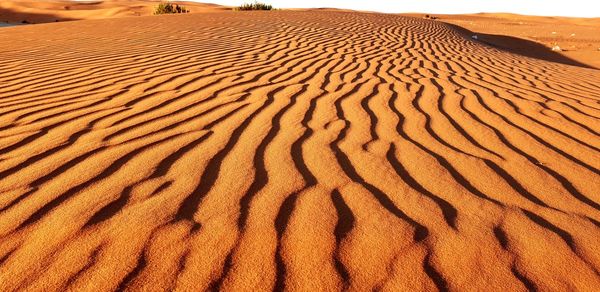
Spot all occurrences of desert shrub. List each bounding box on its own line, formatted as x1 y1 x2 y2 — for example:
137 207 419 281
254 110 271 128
154 2 190 15
235 1 273 11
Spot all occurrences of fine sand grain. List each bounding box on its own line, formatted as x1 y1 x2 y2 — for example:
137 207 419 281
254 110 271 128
0 11 599 291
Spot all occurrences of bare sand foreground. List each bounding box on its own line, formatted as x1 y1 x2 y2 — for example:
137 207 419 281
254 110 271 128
0 10 599 291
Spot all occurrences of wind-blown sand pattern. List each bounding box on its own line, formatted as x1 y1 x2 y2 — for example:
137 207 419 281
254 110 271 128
0 11 599 291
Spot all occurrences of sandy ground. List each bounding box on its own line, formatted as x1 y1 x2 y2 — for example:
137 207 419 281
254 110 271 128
2 0 599 69
0 9 599 291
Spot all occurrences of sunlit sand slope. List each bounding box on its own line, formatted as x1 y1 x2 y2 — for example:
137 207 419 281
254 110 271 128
0 11 599 291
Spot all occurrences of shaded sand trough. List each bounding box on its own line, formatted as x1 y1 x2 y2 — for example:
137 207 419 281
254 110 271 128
0 10 599 291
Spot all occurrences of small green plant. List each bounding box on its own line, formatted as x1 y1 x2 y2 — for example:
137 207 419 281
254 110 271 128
154 2 190 15
235 1 273 11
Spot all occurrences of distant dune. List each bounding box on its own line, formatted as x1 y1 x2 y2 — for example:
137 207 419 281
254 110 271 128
0 0 227 23
0 10 599 291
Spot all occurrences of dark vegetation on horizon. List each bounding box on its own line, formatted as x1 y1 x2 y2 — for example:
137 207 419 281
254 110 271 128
235 1 273 11
153 2 190 15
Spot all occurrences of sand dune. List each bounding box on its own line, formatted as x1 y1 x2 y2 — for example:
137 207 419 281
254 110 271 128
0 10 599 291
437 13 600 69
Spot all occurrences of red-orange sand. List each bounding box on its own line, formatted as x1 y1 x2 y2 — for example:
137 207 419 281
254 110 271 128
0 8 599 292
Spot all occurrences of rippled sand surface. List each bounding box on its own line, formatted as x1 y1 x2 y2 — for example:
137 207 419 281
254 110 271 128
0 11 599 291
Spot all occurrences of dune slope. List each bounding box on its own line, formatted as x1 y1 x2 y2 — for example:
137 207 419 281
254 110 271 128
437 13 600 69
0 11 599 291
